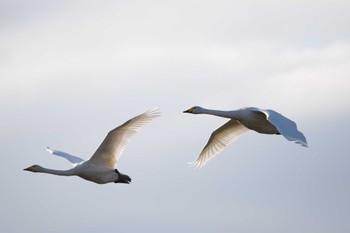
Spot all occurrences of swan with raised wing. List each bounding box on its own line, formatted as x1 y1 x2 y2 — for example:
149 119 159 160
24 108 160 184
183 106 308 168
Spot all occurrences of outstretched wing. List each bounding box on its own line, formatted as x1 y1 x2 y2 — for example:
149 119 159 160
190 119 249 168
46 147 85 165
259 109 308 147
87 108 160 169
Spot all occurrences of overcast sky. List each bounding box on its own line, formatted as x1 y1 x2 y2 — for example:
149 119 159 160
1 1 350 232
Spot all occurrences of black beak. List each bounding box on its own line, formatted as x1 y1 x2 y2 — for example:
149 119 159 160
183 110 190 113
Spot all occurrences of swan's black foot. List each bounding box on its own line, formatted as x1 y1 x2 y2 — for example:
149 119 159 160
114 169 132 184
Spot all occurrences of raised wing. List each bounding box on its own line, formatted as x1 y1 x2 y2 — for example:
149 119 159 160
190 119 249 168
87 108 160 169
46 147 85 165
259 109 308 147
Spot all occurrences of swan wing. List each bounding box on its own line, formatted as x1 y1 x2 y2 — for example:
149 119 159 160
88 108 160 168
258 109 308 147
190 119 249 168
46 147 85 165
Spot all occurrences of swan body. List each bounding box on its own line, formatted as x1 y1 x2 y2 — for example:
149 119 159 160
183 106 308 168
24 108 160 184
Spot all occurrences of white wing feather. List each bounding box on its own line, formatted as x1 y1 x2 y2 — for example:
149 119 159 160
87 107 160 169
46 147 85 165
191 119 249 168
259 109 308 147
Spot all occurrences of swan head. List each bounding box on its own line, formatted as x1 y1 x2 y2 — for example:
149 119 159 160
183 106 203 114
114 169 132 184
23 165 43 172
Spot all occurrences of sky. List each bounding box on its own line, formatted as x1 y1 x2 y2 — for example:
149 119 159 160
1 0 350 232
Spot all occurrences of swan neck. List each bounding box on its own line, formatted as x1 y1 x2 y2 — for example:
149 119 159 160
201 108 238 119
37 167 76 176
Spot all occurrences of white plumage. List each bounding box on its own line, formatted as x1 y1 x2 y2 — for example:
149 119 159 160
24 108 160 184
184 106 308 168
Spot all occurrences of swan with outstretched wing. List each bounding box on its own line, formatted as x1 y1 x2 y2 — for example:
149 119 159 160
24 108 160 184
184 106 308 168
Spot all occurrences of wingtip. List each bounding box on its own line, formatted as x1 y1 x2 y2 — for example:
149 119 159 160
148 107 161 117
46 147 54 155
151 106 160 111
295 140 309 148
188 161 202 169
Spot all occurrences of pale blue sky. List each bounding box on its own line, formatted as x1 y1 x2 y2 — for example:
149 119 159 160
1 1 350 232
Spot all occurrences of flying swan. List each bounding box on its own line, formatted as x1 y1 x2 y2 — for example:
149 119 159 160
183 106 308 168
24 108 160 184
